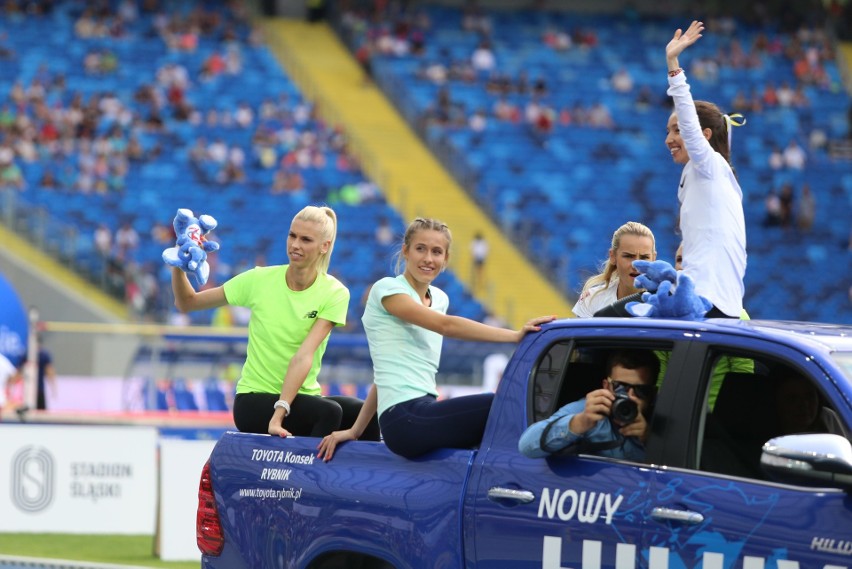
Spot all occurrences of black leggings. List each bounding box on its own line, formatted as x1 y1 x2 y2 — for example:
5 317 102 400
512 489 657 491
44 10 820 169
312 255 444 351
233 393 380 440
379 393 495 458
705 305 738 319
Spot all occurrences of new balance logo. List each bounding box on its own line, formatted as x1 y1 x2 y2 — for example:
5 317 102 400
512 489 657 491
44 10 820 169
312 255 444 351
304 311 318 319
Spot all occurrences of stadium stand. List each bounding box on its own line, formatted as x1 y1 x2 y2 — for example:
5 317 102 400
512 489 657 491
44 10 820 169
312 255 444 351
332 1 852 323
1 0 849 335
0 1 491 332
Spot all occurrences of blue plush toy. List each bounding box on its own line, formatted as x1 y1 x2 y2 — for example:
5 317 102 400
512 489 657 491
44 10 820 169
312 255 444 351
162 208 219 286
632 260 677 292
626 260 712 320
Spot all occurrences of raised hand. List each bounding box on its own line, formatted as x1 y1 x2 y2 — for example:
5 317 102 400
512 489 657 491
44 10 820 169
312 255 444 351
666 20 704 66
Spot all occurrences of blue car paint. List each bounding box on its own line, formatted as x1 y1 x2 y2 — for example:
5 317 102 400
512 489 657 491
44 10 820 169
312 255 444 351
207 432 475 569
202 319 852 569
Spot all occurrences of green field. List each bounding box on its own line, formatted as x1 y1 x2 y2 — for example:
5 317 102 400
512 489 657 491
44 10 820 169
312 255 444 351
0 534 200 568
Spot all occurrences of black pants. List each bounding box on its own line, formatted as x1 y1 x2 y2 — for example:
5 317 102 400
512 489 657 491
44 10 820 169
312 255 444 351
705 305 738 319
233 393 380 440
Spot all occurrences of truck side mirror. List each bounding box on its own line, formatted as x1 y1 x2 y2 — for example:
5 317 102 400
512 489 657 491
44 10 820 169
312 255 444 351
761 433 852 491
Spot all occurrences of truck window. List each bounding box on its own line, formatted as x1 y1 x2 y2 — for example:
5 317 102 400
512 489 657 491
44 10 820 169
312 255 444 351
699 351 849 481
528 343 671 428
530 342 572 423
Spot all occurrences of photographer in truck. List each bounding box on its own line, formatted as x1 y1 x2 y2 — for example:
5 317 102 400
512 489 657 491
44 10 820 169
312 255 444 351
519 349 660 460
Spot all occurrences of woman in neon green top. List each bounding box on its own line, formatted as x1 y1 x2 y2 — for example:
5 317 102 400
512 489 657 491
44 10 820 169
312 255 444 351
169 205 378 440
317 217 554 460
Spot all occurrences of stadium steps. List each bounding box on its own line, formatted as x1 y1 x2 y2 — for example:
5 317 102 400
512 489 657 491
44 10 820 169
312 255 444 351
0 222 129 321
260 19 574 326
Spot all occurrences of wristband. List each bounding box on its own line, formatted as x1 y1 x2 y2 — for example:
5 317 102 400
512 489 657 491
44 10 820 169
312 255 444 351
273 400 291 416
668 68 683 77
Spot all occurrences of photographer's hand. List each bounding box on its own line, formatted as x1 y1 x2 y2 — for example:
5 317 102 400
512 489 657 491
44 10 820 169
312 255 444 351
618 409 649 444
570 389 614 435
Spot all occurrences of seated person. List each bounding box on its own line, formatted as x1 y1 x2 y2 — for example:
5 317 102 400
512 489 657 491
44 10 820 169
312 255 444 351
774 370 839 436
519 349 660 460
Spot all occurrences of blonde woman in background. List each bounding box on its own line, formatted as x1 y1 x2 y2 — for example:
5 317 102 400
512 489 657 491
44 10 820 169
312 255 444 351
573 221 657 318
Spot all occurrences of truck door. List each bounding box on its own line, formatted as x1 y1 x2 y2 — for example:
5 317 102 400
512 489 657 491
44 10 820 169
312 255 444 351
467 334 673 569
644 335 852 569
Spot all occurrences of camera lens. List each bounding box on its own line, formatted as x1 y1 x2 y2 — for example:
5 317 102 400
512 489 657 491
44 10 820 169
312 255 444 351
611 394 638 423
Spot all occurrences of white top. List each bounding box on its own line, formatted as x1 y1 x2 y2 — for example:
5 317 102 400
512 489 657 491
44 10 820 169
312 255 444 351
572 278 619 318
471 237 489 263
482 352 510 392
0 353 17 408
668 72 746 317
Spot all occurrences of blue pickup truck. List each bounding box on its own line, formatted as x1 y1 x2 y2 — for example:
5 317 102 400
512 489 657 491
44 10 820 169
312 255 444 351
197 318 852 569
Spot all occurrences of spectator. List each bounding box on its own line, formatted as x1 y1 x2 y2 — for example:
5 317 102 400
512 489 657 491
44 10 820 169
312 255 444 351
271 168 304 194
782 138 806 170
518 349 661 459
470 231 489 291
779 183 795 229
762 82 778 106
796 183 816 232
469 109 487 133
634 85 654 111
776 81 795 107
94 223 113 259
150 222 173 245
115 221 140 261
768 144 784 170
207 138 228 164
0 146 25 190
588 102 614 129
375 216 394 247
471 40 496 74
774 371 830 435
763 188 783 227
543 27 571 51
611 67 634 93
20 345 57 411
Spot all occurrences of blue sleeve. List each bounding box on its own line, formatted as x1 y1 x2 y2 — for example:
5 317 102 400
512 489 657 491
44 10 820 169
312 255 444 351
518 400 586 458
620 437 646 461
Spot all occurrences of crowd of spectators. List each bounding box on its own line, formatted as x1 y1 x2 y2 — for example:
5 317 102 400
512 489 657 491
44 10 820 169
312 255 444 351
338 0 844 162
0 0 386 323
330 0 849 322
1 0 849 324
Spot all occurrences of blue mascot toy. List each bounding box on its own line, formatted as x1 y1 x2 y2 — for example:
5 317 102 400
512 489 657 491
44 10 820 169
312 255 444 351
162 208 219 286
631 260 677 293
625 260 712 320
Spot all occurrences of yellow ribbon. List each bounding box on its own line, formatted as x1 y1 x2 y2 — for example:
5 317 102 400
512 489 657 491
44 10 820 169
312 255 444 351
724 113 746 150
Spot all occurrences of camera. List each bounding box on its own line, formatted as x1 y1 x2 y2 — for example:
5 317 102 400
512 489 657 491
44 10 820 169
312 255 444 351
611 387 638 424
